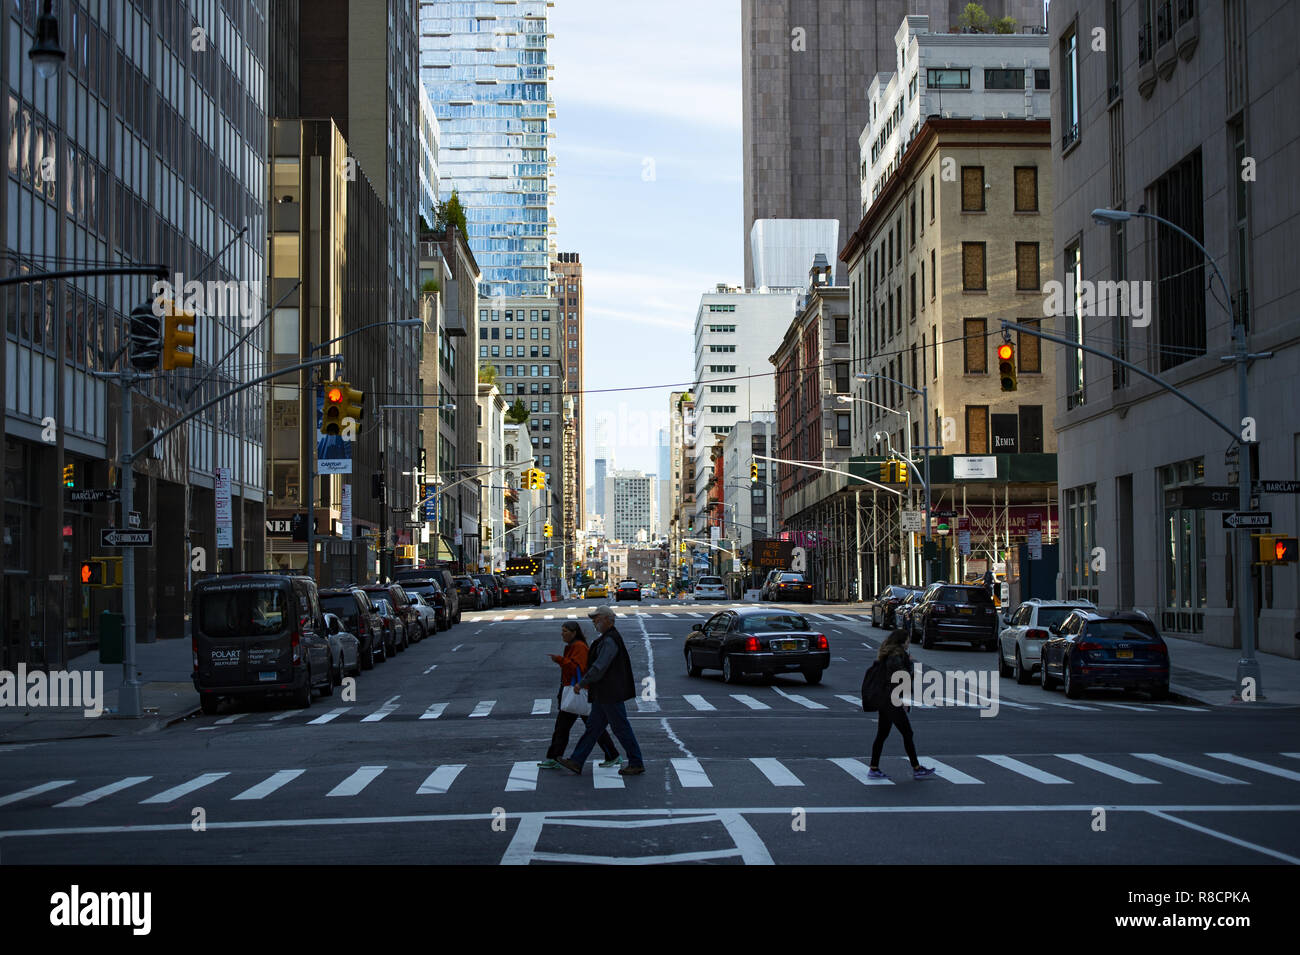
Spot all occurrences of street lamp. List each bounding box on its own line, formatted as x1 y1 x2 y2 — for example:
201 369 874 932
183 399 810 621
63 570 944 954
857 372 934 585
1091 207 1269 698
28 1 65 80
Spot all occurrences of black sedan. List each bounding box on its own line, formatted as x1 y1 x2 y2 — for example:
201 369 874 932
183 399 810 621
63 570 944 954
684 608 830 685
615 580 642 601
893 588 926 634
871 584 920 628
913 584 999 650
500 575 542 606
762 572 815 603
1040 610 1170 700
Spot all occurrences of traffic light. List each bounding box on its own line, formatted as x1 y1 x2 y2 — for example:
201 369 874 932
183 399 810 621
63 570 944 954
336 381 364 432
1256 534 1299 564
895 460 909 486
530 469 546 490
322 381 346 435
162 300 196 370
997 341 1017 392
544 522 553 538
750 461 758 483
62 462 75 488
129 301 162 371
878 460 891 483
79 559 105 586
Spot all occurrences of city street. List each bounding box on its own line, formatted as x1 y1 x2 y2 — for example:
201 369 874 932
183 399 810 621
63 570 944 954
3 600 1298 866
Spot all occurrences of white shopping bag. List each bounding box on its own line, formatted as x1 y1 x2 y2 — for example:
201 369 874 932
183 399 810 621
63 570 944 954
560 680 591 716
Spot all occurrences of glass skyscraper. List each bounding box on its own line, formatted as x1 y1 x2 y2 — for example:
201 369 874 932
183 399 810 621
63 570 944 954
418 1 554 298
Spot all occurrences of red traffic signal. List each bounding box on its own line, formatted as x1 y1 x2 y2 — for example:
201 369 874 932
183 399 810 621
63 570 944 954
998 342 1018 392
1276 538 1298 563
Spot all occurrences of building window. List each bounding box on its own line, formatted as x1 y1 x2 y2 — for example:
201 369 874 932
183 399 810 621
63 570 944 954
1064 484 1100 603
1016 319 1042 373
963 319 987 374
930 248 936 298
491 345 500 357
1035 68 1051 90
929 174 935 221
1061 26 1080 148
834 316 848 342
1019 404 1044 452
836 413 850 448
531 401 539 412
1161 458 1206 633
962 243 986 290
909 273 916 321
1154 149 1207 370
927 68 969 89
984 68 1025 90
479 345 488 358
961 167 985 211
1064 240 1085 408
1014 166 1038 212
834 362 850 394
965 406 989 454
1016 242 1041 290
543 455 551 466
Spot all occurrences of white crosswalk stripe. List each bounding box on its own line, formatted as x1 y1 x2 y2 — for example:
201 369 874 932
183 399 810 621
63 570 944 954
140 773 229 804
1090 702 1156 712
730 694 770 710
469 700 496 718
977 755 1071 784
835 694 862 707
361 696 401 722
684 695 716 711
592 763 624 789
0 780 74 807
532 698 552 715
308 707 351 725
1036 699 1100 711
419 702 448 720
830 756 894 785
55 776 153 808
506 761 539 792
1207 753 1300 782
417 765 465 794
832 614 859 622
924 760 983 784
806 612 832 620
327 766 387 797
1131 753 1245 784
750 758 803 786
671 758 712 788
773 688 827 710
233 770 305 800
215 713 249 724
1056 754 1158 784
268 709 299 721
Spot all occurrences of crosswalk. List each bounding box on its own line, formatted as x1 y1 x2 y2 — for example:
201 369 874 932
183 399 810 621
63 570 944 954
189 685 1209 729
4 752 1296 812
466 607 873 624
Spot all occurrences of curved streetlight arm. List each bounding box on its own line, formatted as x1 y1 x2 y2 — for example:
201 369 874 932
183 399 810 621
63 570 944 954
1094 209 1232 313
753 454 904 498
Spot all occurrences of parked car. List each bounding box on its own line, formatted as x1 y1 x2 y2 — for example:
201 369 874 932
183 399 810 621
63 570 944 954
693 575 726 600
584 583 608 598
684 608 830 685
615 579 642 602
501 575 542 606
455 575 487 610
400 577 451 630
319 587 384 670
473 573 502 608
871 584 920 628
1039 609 1170 699
367 595 407 656
322 612 361 683
761 571 813 603
360 583 423 646
192 574 333 713
912 584 999 649
894 588 926 634
404 590 442 635
995 598 1097 684
394 567 461 624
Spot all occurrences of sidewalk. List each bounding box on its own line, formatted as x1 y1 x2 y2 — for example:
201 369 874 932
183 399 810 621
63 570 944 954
1163 633 1300 706
0 638 199 745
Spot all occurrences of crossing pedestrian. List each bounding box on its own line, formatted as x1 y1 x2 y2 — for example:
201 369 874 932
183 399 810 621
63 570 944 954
538 621 621 770
867 628 936 781
555 606 645 776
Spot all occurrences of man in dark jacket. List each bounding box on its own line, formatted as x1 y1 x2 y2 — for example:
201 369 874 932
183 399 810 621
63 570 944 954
555 606 645 776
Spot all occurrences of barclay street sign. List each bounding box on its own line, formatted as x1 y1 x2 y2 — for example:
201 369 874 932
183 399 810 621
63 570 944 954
100 528 154 547
1222 512 1271 529
69 488 120 503
1256 480 1300 494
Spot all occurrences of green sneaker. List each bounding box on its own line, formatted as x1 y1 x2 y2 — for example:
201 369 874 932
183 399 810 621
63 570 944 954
598 755 623 768
537 759 561 769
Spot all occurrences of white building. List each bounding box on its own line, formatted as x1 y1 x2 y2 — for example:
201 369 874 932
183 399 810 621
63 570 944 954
860 14 1051 213
476 383 506 570
611 470 654 544
750 219 842 289
692 286 800 530
720 414 777 558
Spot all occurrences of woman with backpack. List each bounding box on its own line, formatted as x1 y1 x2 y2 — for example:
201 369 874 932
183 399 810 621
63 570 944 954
865 628 936 781
538 621 622 770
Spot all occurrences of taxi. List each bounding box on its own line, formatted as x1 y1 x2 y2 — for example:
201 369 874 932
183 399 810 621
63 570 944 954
584 584 608 598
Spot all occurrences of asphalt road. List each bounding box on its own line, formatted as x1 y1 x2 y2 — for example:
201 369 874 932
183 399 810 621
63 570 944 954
2 598 1299 865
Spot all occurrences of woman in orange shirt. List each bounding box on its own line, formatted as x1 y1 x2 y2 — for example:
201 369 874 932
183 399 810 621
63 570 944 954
539 622 621 769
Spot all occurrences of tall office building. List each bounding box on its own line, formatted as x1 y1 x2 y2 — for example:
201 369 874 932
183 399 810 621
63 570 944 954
611 470 654 544
554 252 584 527
419 1 556 298
2 1 269 661
741 0 1042 286
657 428 672 537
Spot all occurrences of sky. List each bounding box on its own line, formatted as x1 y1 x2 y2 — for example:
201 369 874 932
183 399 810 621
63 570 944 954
549 0 743 485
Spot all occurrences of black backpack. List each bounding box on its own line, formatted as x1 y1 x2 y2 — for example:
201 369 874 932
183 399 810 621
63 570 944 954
860 660 888 712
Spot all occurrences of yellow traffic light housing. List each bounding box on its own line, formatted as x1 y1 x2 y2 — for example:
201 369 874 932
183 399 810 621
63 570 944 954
1256 533 1299 564
544 522 553 538
322 380 346 435
63 462 75 488
337 381 364 430
998 341 1017 392
896 460 909 486
750 461 758 483
162 301 196 370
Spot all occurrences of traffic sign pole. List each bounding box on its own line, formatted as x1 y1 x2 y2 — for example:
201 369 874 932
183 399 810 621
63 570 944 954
119 365 141 717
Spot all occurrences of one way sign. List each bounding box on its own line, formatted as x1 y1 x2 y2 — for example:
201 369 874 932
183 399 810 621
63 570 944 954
1222 511 1271 529
100 528 154 547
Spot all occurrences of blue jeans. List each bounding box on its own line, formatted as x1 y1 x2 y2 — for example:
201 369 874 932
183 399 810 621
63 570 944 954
570 700 644 768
